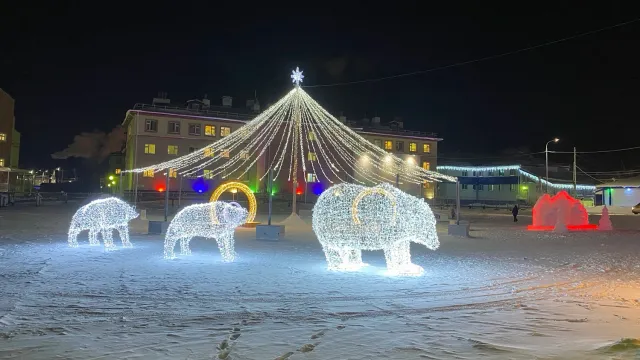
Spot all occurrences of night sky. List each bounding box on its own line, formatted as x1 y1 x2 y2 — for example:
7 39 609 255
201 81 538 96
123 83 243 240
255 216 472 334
2 4 640 173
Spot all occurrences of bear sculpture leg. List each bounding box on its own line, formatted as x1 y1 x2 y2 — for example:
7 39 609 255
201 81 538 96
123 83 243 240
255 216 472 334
88 229 100 246
164 237 178 259
215 232 236 262
322 246 365 271
101 229 115 250
117 225 132 247
383 241 423 276
180 237 192 256
68 229 80 248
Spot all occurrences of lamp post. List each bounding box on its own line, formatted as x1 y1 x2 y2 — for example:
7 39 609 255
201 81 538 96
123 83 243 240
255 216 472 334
545 138 559 193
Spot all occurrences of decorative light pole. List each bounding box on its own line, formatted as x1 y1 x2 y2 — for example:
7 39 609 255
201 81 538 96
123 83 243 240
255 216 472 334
545 138 559 193
290 67 304 216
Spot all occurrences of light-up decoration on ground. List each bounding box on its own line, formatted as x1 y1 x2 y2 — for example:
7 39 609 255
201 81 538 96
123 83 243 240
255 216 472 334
164 202 248 261
312 183 439 276
68 197 139 249
599 205 613 230
209 181 257 224
527 190 597 231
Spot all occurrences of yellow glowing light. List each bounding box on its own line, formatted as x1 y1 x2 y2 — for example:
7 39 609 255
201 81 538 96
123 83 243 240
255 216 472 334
108 175 114 180
230 188 238 194
351 187 397 225
209 181 257 224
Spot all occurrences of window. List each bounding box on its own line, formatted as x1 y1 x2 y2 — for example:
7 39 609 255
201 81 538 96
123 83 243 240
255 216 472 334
472 171 476 177
239 151 249 159
396 141 404 151
203 170 214 179
384 140 393 150
168 145 178 155
488 171 494 176
462 170 468 176
409 143 417 152
0 133 6 141
145 119 158 132
220 126 231 137
423 144 431 153
115 168 121 174
374 139 382 148
498 169 505 176
169 169 177 178
205 125 216 137
306 173 317 182
478 184 484 191
422 161 430 171
510 184 516 192
189 123 201 136
144 144 156 154
204 148 214 157
308 132 316 141
221 150 230 158
143 169 154 177
488 184 495 191
461 184 468 190
509 169 516 176
189 147 198 153
0 158 4 167
308 152 317 161
168 121 180 134
423 181 432 189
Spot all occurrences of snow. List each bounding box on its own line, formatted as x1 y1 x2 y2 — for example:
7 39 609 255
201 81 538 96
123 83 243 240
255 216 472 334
2 203 640 359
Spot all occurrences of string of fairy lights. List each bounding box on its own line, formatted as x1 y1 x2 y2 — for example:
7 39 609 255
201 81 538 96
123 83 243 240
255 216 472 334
125 68 456 187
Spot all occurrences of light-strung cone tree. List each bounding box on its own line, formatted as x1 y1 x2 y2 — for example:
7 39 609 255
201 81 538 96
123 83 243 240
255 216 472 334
125 68 456 217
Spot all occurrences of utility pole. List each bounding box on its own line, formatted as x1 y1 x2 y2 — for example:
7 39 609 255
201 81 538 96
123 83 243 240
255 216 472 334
573 147 577 196
164 169 170 222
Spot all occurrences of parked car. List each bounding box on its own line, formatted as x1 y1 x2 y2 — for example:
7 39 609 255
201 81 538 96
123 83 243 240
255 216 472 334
633 203 640 214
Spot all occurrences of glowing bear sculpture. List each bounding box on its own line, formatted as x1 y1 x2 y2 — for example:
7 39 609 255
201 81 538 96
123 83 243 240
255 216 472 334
68 197 139 249
312 183 439 276
164 201 248 262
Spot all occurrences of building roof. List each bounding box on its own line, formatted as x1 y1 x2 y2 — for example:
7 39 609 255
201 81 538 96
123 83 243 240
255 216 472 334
596 177 640 188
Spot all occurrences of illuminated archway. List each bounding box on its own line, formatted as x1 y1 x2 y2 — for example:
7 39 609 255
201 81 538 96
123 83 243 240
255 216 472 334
209 181 257 224
351 187 397 225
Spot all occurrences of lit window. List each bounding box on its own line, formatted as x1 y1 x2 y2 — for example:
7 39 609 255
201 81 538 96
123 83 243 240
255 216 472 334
239 151 249 159
143 169 154 177
423 144 431 153
189 123 201 136
409 143 417 152
423 181 432 189
306 173 317 182
0 133 6 141
498 169 505 176
488 184 494 191
510 184 516 192
204 148 215 157
203 170 214 179
169 169 177 178
422 161 430 171
308 131 316 141
396 141 404 151
384 141 393 150
205 125 216 137
168 121 180 134
145 119 158 132
0 158 4 167
115 168 121 174
221 150 230 158
144 144 156 154
168 145 178 155
220 127 231 137
308 152 317 161
374 139 382 148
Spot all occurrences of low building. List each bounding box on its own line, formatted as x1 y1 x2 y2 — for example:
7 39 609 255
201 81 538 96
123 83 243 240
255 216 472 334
436 163 596 206
596 178 640 207
0 88 20 168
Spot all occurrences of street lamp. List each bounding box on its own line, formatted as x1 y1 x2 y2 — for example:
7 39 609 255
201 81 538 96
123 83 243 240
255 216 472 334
545 138 559 193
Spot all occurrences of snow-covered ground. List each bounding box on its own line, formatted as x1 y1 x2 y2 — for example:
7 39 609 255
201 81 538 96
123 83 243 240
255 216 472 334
1 203 640 359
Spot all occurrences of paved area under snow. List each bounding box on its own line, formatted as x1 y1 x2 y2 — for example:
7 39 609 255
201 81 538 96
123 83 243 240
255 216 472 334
1 203 640 359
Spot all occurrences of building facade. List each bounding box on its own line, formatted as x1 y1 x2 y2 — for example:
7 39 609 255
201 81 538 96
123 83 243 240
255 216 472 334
0 88 20 169
436 164 596 205
121 95 441 201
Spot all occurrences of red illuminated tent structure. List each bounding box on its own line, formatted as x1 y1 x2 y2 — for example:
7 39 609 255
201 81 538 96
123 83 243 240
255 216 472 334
527 190 597 231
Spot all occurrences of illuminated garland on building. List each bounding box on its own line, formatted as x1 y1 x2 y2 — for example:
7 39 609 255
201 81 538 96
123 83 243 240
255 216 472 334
312 183 439 276
436 165 596 191
68 197 138 249
125 68 456 189
164 202 248 262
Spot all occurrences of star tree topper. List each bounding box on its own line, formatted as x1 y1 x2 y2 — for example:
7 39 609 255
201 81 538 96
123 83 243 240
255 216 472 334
291 67 304 86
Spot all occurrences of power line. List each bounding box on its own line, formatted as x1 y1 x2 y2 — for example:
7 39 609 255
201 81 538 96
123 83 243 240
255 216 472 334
576 165 605 183
304 17 640 88
549 145 640 154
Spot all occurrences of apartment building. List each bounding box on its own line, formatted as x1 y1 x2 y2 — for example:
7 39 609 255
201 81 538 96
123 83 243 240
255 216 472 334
0 88 21 169
121 95 442 201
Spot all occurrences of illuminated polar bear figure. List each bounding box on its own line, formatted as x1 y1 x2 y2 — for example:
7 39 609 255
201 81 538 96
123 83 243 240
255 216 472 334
164 201 248 262
312 183 439 276
68 197 139 249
